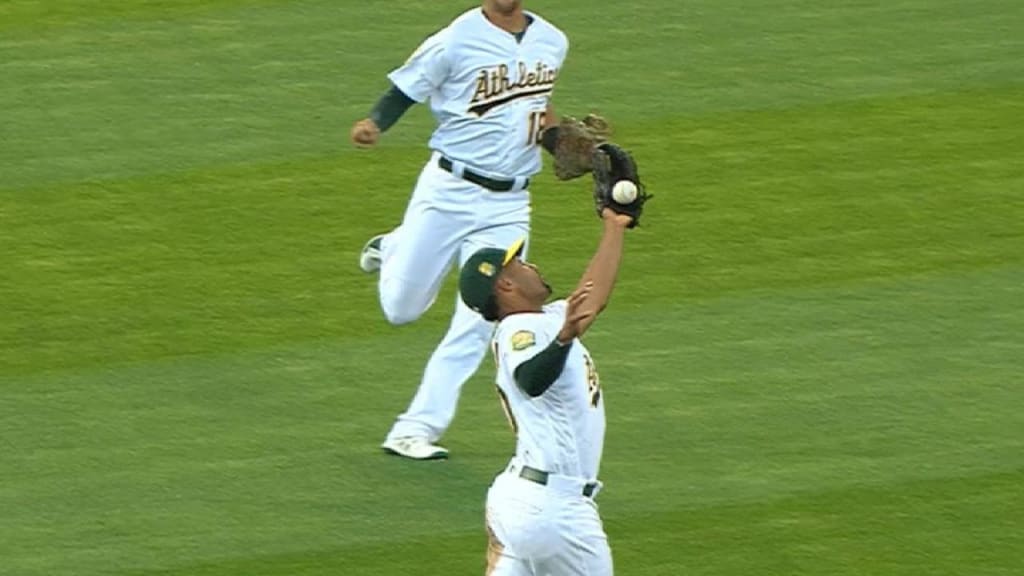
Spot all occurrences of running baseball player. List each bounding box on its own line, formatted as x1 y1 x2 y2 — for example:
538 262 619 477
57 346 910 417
459 144 649 575
350 0 610 460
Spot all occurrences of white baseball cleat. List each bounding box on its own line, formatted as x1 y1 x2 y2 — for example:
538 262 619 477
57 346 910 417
359 234 384 273
381 436 449 460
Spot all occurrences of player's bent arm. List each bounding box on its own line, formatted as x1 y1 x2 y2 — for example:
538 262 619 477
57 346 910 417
368 84 417 132
573 211 630 336
513 339 573 398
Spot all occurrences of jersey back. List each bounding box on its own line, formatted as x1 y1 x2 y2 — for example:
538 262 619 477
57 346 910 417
491 300 606 481
388 9 569 179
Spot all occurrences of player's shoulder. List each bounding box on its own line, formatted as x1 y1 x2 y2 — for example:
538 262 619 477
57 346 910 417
497 300 566 329
496 311 545 338
525 11 569 47
495 306 561 349
542 298 568 316
406 20 454 58
445 7 489 35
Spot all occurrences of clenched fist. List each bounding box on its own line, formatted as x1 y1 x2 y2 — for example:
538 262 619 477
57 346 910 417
350 118 381 148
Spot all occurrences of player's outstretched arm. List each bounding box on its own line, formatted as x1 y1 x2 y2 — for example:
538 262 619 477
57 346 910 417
570 208 633 337
512 211 629 398
350 84 416 148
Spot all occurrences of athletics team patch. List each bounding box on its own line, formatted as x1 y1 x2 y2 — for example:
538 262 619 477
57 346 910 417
510 330 536 351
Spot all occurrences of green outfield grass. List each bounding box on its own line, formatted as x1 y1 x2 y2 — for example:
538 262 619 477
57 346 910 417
2 1 1023 574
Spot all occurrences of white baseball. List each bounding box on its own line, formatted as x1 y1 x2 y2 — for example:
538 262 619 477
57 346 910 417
611 180 638 204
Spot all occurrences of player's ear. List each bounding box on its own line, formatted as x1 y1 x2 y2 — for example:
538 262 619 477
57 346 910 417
495 276 516 294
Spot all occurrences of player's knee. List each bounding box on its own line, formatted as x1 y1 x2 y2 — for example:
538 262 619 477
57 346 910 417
380 301 422 326
379 279 430 325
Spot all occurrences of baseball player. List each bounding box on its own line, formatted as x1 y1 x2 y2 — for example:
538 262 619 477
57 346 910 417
349 1 608 460
459 144 649 575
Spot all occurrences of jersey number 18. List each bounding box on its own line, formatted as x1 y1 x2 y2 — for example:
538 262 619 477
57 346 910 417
525 110 546 146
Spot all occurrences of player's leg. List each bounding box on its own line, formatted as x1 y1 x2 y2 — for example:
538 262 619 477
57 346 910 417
383 218 529 447
375 162 490 458
374 161 468 325
487 549 536 575
486 521 536 576
384 295 491 442
538 498 613 576
484 473 553 575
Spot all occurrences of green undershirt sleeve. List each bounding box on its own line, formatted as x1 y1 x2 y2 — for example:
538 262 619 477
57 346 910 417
513 339 572 398
369 84 416 132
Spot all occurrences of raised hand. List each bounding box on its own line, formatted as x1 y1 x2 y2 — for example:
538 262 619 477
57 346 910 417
557 281 595 344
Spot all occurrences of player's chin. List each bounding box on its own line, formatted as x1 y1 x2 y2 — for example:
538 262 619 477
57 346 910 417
492 0 522 13
542 281 553 298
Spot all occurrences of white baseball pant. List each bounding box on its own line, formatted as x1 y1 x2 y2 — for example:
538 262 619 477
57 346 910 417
381 152 530 443
485 463 613 575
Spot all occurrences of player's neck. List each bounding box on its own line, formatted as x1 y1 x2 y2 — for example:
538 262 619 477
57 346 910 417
498 301 543 319
482 7 528 34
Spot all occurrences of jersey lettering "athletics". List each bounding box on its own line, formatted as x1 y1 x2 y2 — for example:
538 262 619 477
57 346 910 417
469 61 558 115
387 8 569 179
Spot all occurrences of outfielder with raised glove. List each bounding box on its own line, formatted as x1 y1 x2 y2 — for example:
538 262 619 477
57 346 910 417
457 140 649 576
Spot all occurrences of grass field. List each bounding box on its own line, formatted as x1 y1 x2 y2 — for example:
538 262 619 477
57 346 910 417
2 1 1023 574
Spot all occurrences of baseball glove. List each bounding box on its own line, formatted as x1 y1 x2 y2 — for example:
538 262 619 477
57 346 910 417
591 143 651 228
548 114 612 180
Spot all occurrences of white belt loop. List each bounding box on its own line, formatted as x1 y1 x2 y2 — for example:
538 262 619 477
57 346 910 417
450 159 467 179
506 457 522 475
512 176 528 191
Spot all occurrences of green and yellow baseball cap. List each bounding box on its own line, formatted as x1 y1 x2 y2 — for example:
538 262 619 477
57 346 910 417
459 237 526 321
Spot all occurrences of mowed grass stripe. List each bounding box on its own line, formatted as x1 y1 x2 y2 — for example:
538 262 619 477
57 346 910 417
3 0 1023 189
3 87 1021 377
46 465 1024 575
3 264 1021 575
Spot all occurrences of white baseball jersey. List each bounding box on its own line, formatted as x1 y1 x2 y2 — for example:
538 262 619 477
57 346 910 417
387 8 569 179
491 300 606 481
